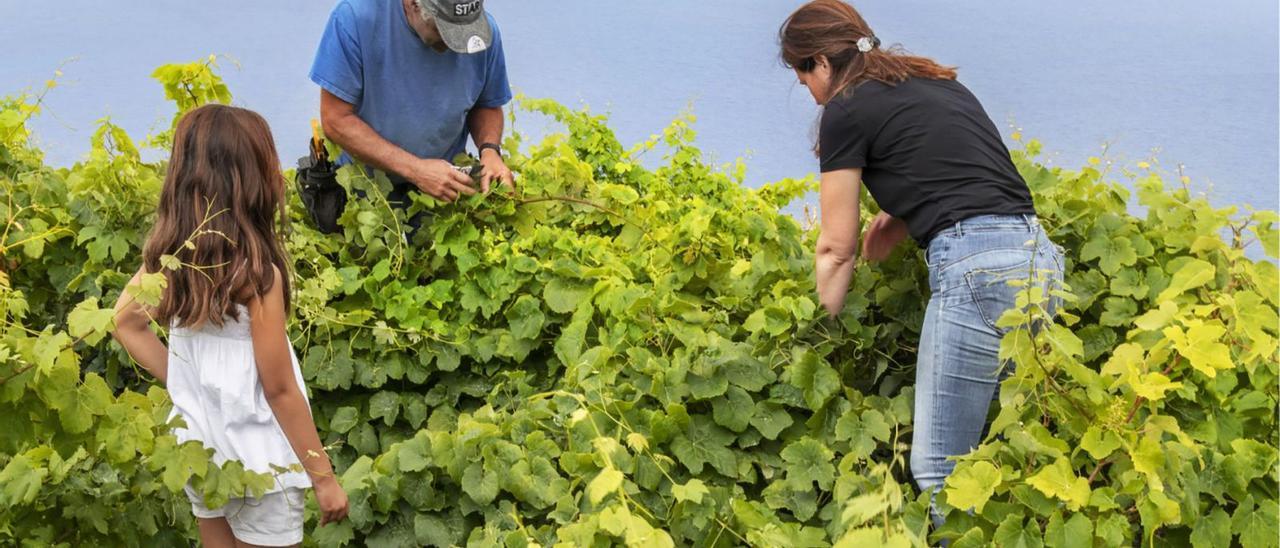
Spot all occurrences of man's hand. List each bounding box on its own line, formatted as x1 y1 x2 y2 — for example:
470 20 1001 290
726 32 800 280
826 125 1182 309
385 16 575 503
861 212 909 262
405 158 477 202
479 148 515 193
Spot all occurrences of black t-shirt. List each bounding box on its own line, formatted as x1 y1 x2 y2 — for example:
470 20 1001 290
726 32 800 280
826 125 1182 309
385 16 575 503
819 77 1036 245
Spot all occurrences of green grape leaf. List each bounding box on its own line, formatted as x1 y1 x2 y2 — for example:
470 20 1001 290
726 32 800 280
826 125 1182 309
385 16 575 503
672 479 709 504
329 406 360 433
1079 427 1122 460
749 401 793 441
992 516 1044 548
413 513 457 547
780 437 835 491
786 347 841 410
1133 300 1179 331
543 278 592 314
950 527 989 548
462 461 499 504
1109 267 1148 299
1129 435 1165 479
711 386 753 432
505 295 546 340
398 434 432 473
670 416 737 477
1081 235 1137 275
1190 508 1231 548
0 454 46 506
1044 511 1092 548
944 461 1002 513
60 372 114 434
68 298 116 345
1025 458 1090 511
1232 498 1280 548
587 467 624 505
1157 258 1215 302
368 391 401 426
1166 322 1234 378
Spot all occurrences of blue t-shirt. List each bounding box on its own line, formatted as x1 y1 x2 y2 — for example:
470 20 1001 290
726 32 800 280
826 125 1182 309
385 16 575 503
309 0 512 163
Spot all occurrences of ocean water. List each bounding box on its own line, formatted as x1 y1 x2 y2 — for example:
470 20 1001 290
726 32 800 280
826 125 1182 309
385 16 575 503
1 0 1276 216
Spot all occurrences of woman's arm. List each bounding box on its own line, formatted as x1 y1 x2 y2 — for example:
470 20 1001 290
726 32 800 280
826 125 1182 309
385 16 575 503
111 269 168 383
861 211 910 262
815 168 864 317
249 268 348 524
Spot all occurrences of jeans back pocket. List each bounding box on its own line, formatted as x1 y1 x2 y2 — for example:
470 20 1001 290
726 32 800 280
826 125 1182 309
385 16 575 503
963 252 1035 335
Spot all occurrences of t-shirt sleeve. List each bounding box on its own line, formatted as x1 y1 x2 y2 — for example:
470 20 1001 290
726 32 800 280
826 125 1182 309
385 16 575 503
818 101 870 172
475 16 513 109
309 1 364 106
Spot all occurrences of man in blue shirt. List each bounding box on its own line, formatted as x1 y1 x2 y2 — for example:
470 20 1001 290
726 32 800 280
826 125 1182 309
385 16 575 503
310 0 513 203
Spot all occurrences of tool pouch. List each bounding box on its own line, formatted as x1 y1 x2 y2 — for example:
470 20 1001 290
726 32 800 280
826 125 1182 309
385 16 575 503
295 137 347 234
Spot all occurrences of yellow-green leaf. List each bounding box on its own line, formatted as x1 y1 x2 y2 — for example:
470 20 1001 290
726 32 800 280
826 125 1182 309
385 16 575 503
944 461 1002 513
587 467 624 505
1157 258 1215 302
1166 323 1234 377
1026 457 1090 511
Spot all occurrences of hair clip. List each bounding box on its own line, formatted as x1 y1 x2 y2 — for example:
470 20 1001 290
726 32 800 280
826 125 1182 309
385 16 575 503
856 36 880 53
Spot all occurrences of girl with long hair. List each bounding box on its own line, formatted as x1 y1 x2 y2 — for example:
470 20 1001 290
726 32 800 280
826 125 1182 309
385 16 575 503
779 0 1064 531
112 104 348 546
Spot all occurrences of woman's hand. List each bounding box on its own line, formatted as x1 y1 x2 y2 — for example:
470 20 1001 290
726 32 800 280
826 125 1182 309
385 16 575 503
861 212 908 262
313 476 349 525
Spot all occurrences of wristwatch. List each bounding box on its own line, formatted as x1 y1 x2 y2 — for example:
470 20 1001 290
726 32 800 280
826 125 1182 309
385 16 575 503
479 142 502 157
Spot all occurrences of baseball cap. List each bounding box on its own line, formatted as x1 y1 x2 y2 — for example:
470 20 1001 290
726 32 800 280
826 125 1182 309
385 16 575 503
416 0 492 54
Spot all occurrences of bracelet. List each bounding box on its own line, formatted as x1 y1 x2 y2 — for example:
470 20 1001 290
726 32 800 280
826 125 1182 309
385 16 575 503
479 142 502 157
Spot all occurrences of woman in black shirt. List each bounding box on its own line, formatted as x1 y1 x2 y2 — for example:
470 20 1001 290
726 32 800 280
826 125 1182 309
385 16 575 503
779 0 1065 531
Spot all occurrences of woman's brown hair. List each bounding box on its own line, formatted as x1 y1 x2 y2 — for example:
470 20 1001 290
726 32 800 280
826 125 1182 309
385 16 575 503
780 0 957 100
143 104 291 328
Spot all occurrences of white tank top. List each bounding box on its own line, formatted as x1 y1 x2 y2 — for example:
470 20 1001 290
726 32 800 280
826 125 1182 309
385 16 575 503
167 304 312 493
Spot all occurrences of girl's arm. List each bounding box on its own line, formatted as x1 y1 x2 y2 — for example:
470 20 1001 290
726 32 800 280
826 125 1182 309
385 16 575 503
111 269 168 383
815 168 864 317
249 267 348 525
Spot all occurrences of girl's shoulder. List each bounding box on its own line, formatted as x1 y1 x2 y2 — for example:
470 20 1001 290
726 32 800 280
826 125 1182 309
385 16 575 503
171 303 253 341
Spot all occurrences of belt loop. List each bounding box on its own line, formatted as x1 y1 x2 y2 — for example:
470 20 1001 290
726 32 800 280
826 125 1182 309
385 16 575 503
1023 213 1034 232
955 219 964 238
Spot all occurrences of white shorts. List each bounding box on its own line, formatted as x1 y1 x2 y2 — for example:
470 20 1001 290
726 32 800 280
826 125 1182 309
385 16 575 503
186 485 307 546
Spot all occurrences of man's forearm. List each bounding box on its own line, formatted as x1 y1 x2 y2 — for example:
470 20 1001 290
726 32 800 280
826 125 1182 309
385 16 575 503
467 106 504 150
324 111 418 177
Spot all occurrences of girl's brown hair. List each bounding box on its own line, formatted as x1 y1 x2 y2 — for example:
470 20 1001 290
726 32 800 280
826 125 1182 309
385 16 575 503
143 104 291 328
779 0 957 100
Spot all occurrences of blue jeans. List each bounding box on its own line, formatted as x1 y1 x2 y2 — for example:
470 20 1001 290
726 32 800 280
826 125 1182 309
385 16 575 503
911 214 1064 524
